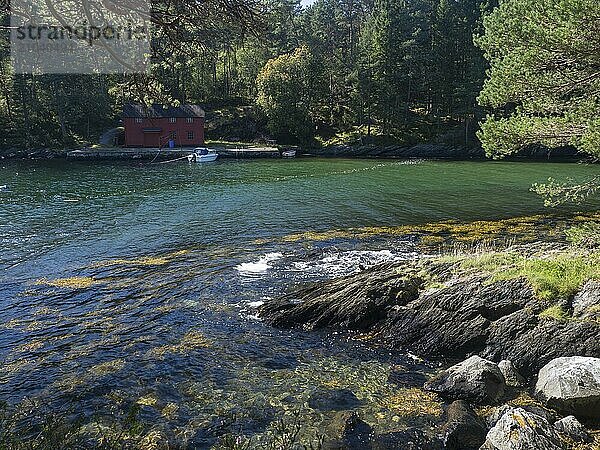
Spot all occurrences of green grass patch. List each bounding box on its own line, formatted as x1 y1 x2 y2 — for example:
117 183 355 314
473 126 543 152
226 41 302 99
539 305 571 321
458 252 522 272
436 248 600 303
491 253 600 301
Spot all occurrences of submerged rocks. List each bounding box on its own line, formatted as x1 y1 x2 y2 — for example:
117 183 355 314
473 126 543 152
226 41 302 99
258 263 423 330
308 389 362 411
323 412 446 450
371 428 443 450
535 356 600 418
481 408 565 450
441 400 487 450
323 411 373 450
424 356 505 404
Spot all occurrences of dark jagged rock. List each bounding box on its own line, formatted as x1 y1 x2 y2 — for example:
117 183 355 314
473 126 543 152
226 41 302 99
380 277 535 358
424 356 506 404
322 411 373 450
371 428 443 450
482 315 600 377
441 400 487 450
481 408 565 450
259 260 600 377
535 356 600 418
572 280 600 319
258 263 423 330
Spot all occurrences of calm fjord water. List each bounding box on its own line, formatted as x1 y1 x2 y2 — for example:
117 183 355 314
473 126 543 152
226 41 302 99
0 158 597 445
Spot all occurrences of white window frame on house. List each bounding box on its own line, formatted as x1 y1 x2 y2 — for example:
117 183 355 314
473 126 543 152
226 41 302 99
187 131 194 140
169 117 176 123
186 117 194 124
135 118 143 124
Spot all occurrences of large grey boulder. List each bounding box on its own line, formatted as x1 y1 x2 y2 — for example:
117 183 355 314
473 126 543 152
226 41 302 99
553 415 593 444
535 356 600 418
572 281 600 318
424 356 506 404
480 408 565 450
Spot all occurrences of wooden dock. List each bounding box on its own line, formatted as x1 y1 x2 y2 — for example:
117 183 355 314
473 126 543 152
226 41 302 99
67 146 283 160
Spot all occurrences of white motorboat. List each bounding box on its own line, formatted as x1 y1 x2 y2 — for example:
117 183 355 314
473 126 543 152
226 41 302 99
187 147 219 163
281 150 296 158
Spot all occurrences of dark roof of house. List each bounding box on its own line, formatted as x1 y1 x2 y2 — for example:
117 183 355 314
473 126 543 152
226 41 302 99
123 104 205 118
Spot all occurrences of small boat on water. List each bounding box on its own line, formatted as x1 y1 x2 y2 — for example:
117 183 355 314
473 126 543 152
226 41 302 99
281 150 296 158
187 147 219 163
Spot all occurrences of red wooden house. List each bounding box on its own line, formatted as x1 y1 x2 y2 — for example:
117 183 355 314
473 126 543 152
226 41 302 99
123 104 205 148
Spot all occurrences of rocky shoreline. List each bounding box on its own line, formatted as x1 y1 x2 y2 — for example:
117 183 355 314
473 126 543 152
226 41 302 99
304 143 580 160
259 243 600 449
0 148 69 159
0 143 582 161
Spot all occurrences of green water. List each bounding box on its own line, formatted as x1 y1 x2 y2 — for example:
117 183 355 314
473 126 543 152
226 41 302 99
0 158 597 447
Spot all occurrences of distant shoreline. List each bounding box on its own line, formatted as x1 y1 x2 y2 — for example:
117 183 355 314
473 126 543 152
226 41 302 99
0 143 583 162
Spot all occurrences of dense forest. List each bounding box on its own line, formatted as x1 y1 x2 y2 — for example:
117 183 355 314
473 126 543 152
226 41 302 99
0 0 492 149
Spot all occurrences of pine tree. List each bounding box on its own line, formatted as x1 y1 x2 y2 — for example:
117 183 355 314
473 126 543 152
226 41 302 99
477 0 600 159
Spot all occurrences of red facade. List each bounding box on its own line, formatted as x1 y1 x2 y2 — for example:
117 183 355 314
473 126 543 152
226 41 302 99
124 116 205 148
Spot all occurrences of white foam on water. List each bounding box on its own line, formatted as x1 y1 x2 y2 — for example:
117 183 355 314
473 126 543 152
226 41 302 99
248 300 265 308
236 252 284 275
292 249 415 278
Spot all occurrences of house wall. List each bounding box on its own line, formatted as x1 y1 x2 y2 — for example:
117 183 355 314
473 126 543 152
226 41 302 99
124 117 205 147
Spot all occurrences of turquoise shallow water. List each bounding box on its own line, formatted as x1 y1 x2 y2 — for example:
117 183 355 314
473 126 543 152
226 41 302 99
0 158 597 446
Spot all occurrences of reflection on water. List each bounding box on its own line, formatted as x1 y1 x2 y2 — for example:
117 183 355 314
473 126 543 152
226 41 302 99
0 158 598 446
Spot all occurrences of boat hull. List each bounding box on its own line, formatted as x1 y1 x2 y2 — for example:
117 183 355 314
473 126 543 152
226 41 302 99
188 152 218 163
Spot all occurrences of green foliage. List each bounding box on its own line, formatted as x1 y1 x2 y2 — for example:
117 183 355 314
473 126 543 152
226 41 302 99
457 251 521 272
257 45 321 144
477 0 600 159
532 177 600 207
443 245 600 302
